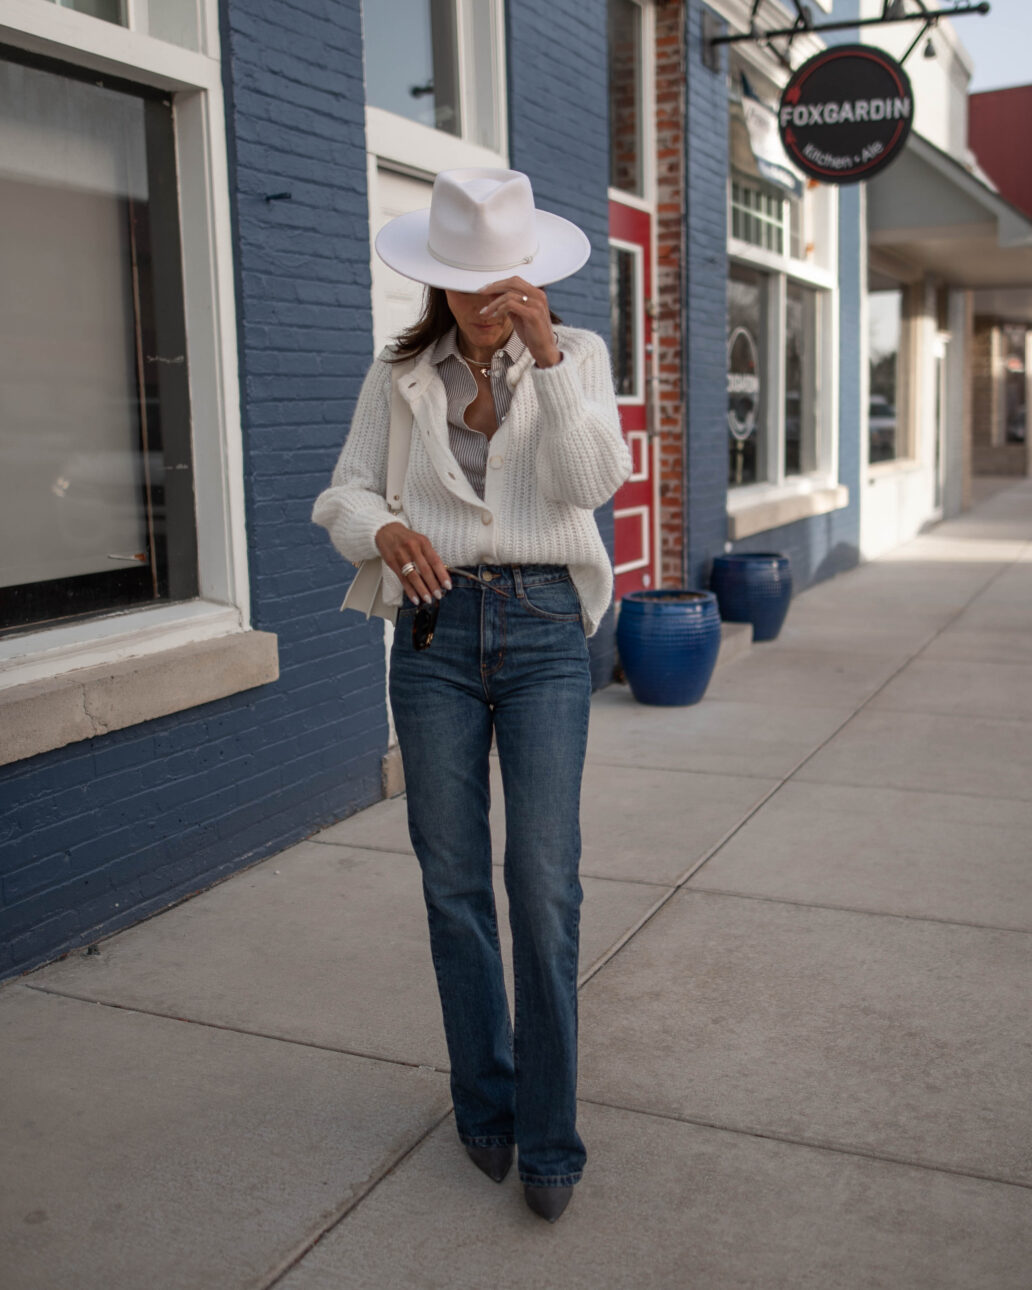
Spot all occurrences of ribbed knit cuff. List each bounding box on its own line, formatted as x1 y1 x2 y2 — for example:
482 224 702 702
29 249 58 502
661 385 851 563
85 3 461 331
320 503 407 565
530 351 583 427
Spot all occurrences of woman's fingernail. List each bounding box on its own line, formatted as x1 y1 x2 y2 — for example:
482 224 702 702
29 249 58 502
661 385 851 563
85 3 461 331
409 595 420 605
479 304 492 315
423 594 432 604
443 579 453 591
433 588 443 600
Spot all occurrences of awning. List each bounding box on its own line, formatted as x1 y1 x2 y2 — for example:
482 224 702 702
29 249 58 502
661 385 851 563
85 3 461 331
866 131 1032 290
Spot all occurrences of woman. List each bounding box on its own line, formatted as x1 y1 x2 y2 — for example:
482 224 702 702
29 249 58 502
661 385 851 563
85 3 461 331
313 168 630 1223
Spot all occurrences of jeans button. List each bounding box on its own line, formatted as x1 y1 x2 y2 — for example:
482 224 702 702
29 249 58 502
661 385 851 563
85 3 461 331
482 571 495 582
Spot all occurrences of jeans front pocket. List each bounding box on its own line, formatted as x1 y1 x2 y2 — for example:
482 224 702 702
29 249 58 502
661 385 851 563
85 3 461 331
518 577 583 624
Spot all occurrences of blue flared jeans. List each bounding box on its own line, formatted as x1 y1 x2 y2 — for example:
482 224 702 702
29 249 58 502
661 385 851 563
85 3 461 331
389 564 591 1187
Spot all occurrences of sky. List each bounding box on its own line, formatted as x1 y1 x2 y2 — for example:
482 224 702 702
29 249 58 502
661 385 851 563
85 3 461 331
947 0 1032 92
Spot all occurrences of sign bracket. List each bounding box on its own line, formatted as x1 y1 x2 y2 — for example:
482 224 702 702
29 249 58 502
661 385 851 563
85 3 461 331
707 0 990 68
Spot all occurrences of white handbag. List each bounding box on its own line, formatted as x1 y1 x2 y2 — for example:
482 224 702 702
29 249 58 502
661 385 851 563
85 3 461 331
339 357 416 625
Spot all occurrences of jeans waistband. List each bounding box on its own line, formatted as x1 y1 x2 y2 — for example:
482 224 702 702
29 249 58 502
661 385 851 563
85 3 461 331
449 564 569 592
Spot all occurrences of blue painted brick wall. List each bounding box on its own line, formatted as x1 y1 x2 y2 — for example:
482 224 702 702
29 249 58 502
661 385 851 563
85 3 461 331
0 0 384 980
684 1 732 589
506 0 617 686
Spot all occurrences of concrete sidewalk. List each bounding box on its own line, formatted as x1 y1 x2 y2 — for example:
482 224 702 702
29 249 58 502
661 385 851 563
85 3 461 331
3 480 1031 1289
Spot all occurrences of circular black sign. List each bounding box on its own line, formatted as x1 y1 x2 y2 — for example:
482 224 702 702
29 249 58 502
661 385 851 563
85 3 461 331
778 44 913 184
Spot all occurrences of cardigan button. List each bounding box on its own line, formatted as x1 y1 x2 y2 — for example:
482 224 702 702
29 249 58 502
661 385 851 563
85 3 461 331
488 455 503 469
481 511 493 525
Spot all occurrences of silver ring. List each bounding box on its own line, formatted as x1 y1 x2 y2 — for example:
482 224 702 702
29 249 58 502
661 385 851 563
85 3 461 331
521 294 528 303
400 561 417 577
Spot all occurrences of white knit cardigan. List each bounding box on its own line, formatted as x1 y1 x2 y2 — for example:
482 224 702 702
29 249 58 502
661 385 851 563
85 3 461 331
312 325 632 637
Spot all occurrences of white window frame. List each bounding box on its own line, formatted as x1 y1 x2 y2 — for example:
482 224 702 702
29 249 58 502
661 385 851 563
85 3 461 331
606 0 656 212
0 2 257 693
363 0 508 175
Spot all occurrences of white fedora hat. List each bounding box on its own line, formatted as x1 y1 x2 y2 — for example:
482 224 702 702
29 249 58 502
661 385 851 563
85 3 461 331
374 167 591 292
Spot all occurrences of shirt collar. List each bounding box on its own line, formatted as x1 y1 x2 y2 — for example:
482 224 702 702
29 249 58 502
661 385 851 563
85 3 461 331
431 325 526 369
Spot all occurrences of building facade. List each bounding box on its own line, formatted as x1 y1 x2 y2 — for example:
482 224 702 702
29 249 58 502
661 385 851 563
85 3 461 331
2 0 867 980
859 1 1032 550
968 83 1032 479
642 0 862 592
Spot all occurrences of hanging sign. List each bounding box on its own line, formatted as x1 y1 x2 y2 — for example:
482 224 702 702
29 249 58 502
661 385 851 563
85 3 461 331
778 44 913 184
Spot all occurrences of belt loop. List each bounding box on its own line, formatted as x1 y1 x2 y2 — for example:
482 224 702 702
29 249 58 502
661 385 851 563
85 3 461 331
511 565 524 597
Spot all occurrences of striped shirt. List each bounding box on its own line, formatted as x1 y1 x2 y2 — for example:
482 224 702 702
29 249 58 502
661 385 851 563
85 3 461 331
431 326 525 500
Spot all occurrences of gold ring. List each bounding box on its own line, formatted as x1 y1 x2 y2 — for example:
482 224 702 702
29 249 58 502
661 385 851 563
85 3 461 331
400 561 417 577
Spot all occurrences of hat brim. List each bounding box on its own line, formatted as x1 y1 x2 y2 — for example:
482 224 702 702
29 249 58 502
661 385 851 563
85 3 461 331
374 208 591 292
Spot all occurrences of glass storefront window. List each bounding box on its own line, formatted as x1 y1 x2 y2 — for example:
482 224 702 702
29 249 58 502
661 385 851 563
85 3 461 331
785 283 818 476
728 264 768 488
608 0 643 196
0 54 197 635
869 289 902 464
363 0 460 136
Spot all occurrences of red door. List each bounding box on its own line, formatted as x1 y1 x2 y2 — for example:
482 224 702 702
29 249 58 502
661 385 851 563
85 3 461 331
609 199 658 600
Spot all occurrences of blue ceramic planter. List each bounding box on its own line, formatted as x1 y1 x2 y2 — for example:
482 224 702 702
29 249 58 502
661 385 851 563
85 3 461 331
616 590 722 706
711 552 792 642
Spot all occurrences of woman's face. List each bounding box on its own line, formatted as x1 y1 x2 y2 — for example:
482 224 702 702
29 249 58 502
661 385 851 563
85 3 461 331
445 289 514 354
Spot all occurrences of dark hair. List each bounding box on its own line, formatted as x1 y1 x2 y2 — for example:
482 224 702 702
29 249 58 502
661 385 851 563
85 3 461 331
389 286 563 361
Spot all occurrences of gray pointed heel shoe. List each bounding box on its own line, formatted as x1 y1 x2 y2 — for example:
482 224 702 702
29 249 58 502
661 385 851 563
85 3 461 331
465 1144 514 1183
524 1184 573 1223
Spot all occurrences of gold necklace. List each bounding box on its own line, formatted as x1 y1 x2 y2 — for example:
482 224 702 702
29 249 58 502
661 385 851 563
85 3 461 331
458 348 492 380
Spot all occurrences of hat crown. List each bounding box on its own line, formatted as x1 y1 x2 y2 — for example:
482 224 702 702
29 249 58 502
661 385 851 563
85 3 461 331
427 169 538 274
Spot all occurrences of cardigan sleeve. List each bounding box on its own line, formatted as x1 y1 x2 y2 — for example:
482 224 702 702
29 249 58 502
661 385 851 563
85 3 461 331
532 330 632 510
311 356 409 563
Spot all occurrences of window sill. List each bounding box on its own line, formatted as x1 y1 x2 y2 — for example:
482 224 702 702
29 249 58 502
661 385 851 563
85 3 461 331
727 483 849 540
867 457 922 483
0 629 279 767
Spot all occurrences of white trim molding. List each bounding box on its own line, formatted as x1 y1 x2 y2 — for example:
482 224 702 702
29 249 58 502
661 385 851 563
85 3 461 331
727 482 849 540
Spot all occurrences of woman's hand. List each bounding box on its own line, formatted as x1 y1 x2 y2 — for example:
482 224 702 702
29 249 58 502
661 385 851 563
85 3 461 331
375 522 451 605
477 277 561 368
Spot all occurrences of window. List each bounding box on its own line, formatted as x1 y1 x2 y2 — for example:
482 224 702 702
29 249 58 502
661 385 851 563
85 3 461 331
726 57 834 496
728 265 768 488
362 0 504 152
727 253 827 490
40 0 203 51
0 50 196 636
609 244 642 398
0 0 261 742
608 0 644 197
731 177 788 255
785 282 818 476
868 289 902 464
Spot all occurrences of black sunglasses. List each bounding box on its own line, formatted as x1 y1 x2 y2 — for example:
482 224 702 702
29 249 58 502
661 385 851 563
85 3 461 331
412 596 441 650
